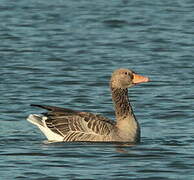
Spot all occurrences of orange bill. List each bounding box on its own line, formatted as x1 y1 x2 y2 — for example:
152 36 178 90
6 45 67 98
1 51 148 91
132 73 150 85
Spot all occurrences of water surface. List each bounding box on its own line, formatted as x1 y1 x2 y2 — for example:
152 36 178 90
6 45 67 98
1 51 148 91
1 0 194 179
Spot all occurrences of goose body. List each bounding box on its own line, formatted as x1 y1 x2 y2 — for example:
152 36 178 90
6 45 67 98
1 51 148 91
27 68 149 143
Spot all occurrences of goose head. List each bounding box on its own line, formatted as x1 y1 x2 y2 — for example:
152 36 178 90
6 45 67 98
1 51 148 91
110 68 149 89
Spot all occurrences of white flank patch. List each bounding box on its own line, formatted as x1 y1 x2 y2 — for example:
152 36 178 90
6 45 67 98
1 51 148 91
27 114 64 142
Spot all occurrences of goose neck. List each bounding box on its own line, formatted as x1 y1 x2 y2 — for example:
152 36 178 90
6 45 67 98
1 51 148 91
111 87 134 119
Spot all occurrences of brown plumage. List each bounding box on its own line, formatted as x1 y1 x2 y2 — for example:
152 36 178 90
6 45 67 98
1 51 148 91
27 68 149 143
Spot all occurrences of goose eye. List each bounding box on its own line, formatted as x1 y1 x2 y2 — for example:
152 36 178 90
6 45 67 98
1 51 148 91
124 72 128 75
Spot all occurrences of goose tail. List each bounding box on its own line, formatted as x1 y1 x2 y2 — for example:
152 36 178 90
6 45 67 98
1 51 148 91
27 114 64 142
27 114 45 127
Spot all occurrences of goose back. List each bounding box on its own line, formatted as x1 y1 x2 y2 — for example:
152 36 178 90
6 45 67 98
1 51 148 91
31 104 116 142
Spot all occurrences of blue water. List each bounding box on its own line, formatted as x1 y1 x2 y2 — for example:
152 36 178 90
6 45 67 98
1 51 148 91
1 0 194 179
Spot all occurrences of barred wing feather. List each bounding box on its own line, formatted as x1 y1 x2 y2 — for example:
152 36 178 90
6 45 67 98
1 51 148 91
31 104 115 141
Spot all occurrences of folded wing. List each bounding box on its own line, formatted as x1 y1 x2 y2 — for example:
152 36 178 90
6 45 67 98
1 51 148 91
31 104 115 142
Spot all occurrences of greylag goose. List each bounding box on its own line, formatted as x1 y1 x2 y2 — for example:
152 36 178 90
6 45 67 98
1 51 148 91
27 68 149 143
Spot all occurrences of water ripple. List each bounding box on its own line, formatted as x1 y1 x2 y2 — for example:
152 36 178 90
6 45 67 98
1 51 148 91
1 0 194 179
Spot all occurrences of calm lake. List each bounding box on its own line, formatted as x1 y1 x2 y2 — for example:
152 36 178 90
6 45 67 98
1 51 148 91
1 0 194 179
